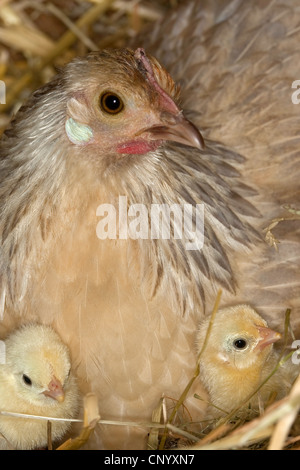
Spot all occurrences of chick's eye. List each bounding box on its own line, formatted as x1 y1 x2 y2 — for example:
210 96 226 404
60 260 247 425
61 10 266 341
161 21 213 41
22 374 32 386
100 92 124 114
233 339 247 350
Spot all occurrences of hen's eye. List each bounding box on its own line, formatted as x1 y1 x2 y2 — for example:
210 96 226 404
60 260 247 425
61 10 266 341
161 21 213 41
22 374 32 386
100 92 124 114
233 339 247 350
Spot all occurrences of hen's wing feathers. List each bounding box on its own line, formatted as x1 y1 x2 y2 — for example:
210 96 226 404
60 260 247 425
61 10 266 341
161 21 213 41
136 0 300 323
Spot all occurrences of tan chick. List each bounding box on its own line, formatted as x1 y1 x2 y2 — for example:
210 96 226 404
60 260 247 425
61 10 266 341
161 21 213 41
197 305 298 419
0 324 79 450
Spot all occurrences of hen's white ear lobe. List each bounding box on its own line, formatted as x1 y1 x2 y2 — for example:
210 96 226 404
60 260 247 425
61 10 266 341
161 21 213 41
65 96 94 145
65 118 93 145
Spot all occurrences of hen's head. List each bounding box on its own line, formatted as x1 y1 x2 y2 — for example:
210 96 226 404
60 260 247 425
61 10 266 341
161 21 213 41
62 48 203 160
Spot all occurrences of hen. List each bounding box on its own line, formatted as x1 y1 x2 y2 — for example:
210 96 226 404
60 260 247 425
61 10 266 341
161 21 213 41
197 305 298 419
0 324 79 450
0 0 299 449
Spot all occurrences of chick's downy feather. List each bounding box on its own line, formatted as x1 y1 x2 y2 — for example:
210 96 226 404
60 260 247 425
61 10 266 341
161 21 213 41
0 324 79 450
0 0 299 449
197 305 299 418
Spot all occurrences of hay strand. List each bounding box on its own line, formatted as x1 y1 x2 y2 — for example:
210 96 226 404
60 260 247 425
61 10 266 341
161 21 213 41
1 0 117 112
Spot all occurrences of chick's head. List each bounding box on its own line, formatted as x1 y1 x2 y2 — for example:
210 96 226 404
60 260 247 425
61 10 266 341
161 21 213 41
5 324 74 408
197 305 281 373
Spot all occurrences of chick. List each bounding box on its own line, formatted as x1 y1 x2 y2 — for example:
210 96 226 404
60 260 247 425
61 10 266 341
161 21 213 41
0 324 79 450
197 305 298 419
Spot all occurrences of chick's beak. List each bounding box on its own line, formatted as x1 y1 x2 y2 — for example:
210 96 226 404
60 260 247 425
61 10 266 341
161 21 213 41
43 376 65 403
145 112 204 150
255 325 282 351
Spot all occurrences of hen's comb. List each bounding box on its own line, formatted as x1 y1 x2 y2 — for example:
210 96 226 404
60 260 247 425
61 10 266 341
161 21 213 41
134 48 179 115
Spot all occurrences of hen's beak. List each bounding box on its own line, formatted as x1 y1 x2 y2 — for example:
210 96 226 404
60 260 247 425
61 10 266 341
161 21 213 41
255 325 281 351
146 112 204 150
43 376 65 403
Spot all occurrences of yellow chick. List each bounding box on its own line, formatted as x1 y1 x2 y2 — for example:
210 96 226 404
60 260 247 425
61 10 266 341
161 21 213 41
0 324 79 450
197 305 298 419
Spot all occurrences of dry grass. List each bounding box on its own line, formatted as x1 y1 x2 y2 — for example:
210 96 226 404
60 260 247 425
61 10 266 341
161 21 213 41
0 0 185 130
